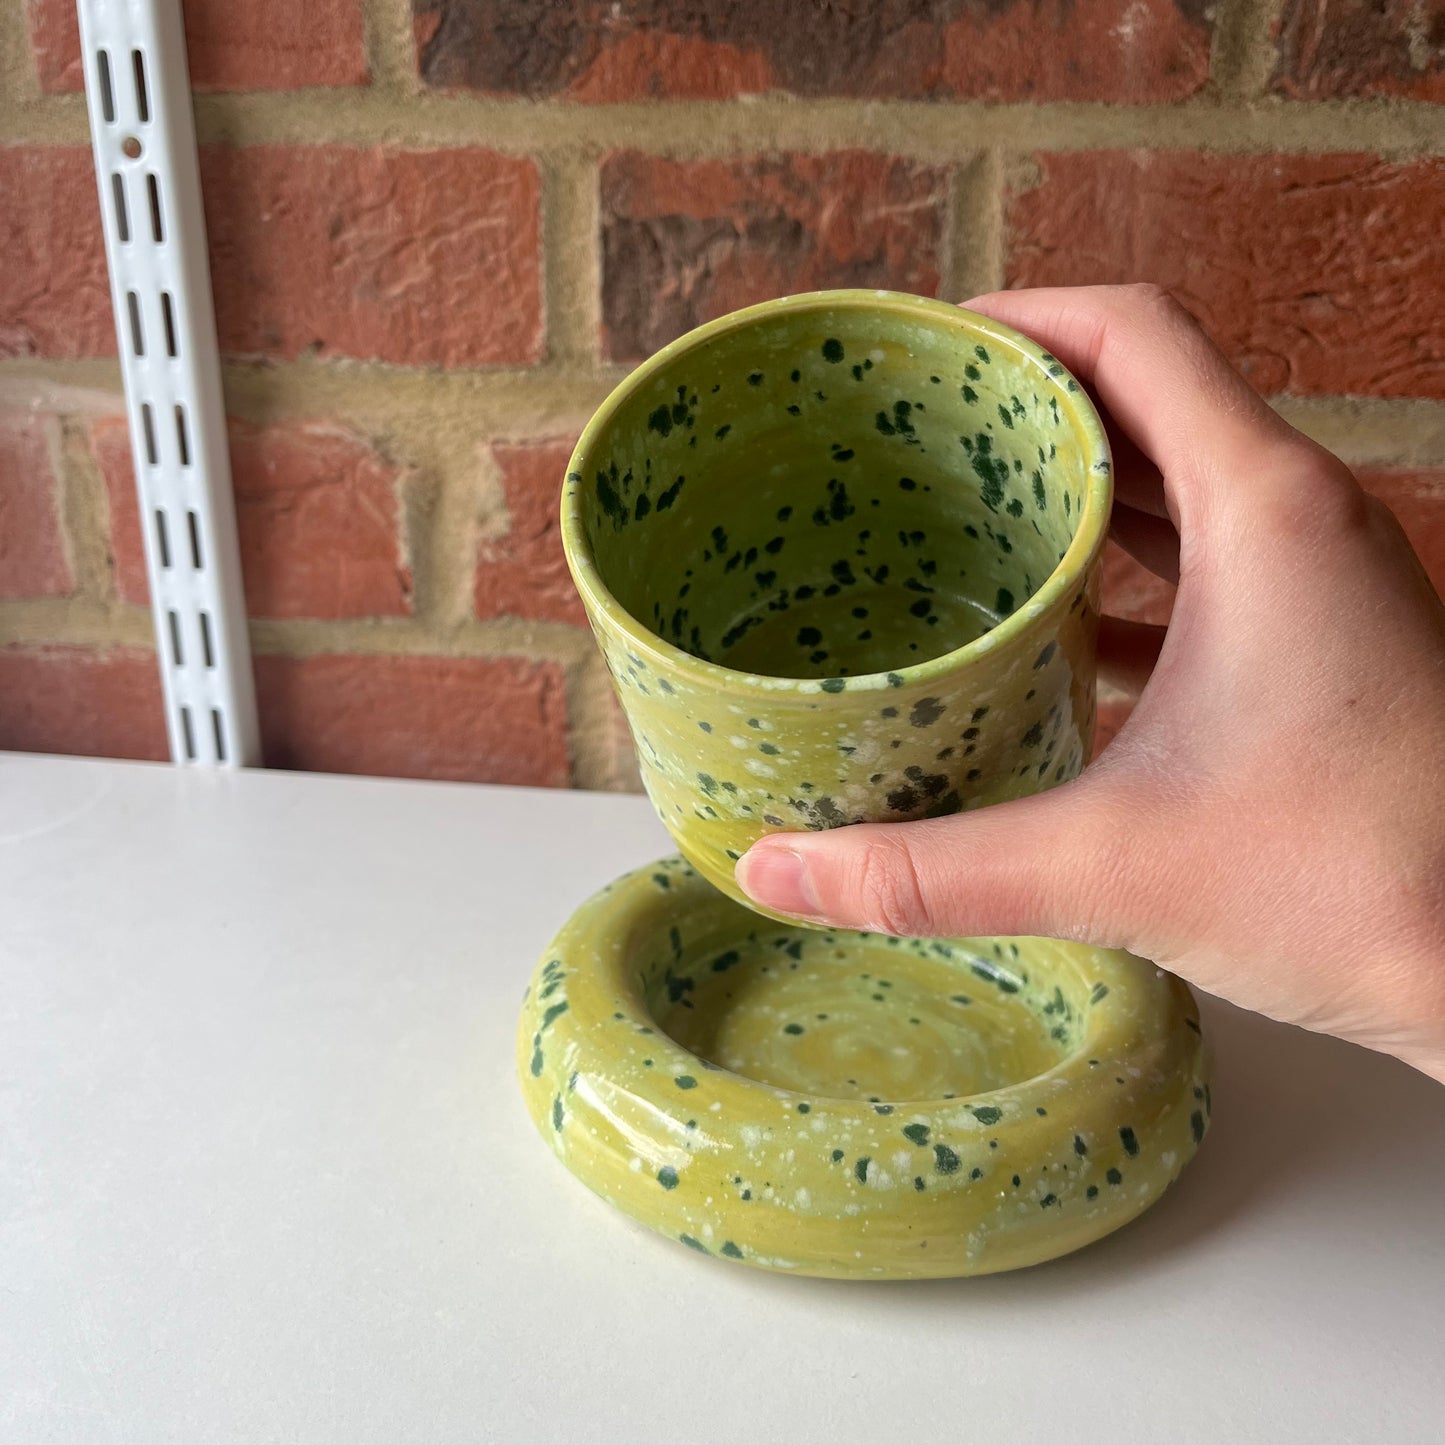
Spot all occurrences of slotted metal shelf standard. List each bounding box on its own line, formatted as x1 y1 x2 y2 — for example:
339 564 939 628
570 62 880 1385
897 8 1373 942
77 0 258 766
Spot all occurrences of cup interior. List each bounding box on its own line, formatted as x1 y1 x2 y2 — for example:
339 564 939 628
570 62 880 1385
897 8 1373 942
570 296 1101 681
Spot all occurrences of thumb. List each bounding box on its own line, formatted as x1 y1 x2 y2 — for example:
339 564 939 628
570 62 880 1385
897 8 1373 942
734 776 1167 945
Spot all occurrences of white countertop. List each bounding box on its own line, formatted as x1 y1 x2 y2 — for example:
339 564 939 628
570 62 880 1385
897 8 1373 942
2 753 1442 1443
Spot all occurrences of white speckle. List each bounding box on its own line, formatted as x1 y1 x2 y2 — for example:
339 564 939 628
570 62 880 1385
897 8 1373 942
869 348 886 364
795 1187 812 1208
740 1124 763 1148
1110 0 1149 46
875 289 889 298
709 1100 722 1112
1162 1151 1177 1169
844 1203 861 1216
629 1156 642 1172
744 758 779 779
892 1150 912 1170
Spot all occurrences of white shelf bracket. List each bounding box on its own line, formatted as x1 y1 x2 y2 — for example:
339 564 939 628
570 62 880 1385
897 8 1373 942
76 0 260 767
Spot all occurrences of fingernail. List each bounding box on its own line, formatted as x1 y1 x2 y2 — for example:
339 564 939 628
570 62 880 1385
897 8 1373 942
735 844 821 918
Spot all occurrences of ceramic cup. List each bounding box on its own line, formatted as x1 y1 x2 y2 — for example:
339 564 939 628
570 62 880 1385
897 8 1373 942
562 290 1113 915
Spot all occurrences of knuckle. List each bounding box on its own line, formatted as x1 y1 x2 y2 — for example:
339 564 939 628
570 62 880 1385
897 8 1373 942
1256 448 1372 543
853 834 936 937
1122 281 1187 322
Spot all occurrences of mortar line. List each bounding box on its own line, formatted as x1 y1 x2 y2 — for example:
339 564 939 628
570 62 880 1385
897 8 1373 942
241 614 595 663
361 0 419 94
5 92 1443 158
6 362 1445 466
0 0 43 109
421 429 496 635
541 153 603 369
0 599 154 650
55 415 115 603
947 150 1006 302
1209 0 1291 104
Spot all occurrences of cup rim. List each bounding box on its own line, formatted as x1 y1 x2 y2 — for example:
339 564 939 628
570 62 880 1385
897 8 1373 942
562 289 1113 697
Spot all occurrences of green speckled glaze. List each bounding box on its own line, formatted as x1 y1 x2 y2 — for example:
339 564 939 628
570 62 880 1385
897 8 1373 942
562 291 1112 916
518 858 1211 1279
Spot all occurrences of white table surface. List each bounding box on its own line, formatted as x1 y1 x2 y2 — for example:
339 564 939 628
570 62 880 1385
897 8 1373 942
2 753 1442 1444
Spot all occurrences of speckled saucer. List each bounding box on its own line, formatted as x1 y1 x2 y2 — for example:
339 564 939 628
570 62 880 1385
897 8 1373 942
518 858 1211 1280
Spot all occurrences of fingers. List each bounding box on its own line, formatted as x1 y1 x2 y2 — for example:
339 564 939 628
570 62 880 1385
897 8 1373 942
1111 502 1181 585
1098 615 1168 694
735 776 1167 944
963 284 1325 531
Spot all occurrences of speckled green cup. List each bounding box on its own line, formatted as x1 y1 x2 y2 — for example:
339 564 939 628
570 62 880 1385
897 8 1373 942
563 291 1112 916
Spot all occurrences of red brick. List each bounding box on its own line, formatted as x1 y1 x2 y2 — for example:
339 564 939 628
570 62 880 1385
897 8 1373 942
0 148 112 360
0 410 71 599
254 653 570 785
1103 541 1174 626
475 440 584 626
0 645 167 760
1271 0 1445 102
601 151 946 361
1006 152 1445 400
203 146 543 367
1357 468 1445 599
26 0 367 94
415 0 1211 102
94 416 412 619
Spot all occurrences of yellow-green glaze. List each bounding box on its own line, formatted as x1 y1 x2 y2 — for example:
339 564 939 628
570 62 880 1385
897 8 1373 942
518 858 1211 1280
562 291 1112 916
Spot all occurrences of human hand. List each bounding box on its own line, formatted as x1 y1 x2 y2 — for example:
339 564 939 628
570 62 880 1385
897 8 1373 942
736 285 1445 1084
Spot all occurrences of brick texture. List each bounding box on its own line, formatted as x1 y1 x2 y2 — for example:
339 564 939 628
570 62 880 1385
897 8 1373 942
203 147 543 367
1272 0 1445 102
601 151 947 361
26 0 368 94
0 148 112 360
0 410 72 599
415 0 1213 102
0 646 167 760
5 7 1445 792
254 653 570 785
93 416 413 620
475 440 585 626
1007 152 1445 400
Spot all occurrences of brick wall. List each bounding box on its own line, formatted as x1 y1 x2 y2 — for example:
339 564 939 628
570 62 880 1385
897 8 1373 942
1 0 1442 786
